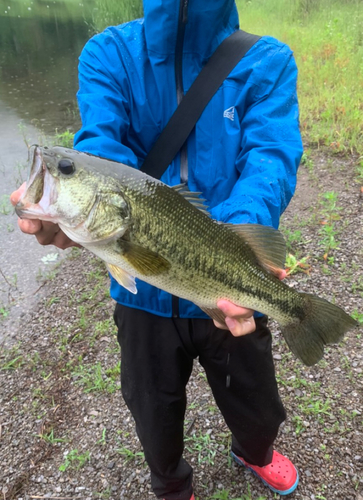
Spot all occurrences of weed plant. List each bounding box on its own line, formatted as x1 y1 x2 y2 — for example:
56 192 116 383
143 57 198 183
317 190 342 259
237 0 363 154
71 361 120 394
208 484 267 500
59 449 91 472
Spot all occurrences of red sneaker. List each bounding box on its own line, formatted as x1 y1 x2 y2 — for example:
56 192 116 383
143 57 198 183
231 450 299 496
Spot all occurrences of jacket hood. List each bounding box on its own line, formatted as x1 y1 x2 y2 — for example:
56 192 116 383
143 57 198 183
143 0 239 59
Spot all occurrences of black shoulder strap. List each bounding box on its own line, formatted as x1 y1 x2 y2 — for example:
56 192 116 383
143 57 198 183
140 29 261 179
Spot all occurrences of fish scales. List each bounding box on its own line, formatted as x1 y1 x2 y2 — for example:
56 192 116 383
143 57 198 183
91 167 307 324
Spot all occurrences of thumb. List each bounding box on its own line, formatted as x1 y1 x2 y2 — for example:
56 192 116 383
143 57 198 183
10 183 26 206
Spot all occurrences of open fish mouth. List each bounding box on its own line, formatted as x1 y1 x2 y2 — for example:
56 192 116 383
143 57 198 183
15 146 45 217
15 146 57 221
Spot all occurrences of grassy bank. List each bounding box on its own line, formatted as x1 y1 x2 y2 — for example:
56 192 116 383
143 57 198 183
236 0 363 155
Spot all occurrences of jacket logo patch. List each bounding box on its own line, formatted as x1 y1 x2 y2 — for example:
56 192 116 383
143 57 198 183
223 106 235 121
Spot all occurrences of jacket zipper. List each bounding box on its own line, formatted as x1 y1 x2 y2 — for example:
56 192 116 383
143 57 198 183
175 0 189 185
172 0 189 318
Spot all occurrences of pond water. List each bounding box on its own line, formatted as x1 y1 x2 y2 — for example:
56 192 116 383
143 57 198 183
0 0 142 341
1 0 92 133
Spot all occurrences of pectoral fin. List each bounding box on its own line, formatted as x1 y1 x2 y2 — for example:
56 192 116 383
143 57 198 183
106 264 137 294
119 240 171 276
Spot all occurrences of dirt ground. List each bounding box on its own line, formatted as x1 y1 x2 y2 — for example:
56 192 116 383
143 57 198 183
0 151 362 500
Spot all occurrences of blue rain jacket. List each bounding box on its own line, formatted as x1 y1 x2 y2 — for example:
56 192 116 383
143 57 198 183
74 0 303 318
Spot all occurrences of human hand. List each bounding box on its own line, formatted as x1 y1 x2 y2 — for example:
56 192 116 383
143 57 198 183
10 183 79 249
215 269 287 337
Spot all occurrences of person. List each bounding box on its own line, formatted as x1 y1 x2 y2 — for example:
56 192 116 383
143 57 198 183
11 1 304 498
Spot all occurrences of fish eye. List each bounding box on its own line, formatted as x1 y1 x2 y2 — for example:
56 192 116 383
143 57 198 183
58 158 75 175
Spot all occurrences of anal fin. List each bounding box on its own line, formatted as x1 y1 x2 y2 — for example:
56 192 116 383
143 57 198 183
200 307 227 328
106 263 137 294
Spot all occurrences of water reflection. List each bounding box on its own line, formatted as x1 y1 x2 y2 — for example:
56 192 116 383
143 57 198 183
0 0 143 134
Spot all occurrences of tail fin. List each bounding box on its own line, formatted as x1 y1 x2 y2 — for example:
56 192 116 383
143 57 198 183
281 293 358 366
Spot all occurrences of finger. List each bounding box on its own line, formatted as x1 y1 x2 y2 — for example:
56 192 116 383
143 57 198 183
18 218 43 235
17 213 61 244
53 231 81 250
277 269 287 280
217 299 254 319
37 223 79 249
35 222 63 246
213 319 229 330
225 315 256 337
10 183 26 206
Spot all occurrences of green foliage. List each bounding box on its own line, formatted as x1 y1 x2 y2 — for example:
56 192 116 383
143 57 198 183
285 253 310 275
317 191 342 259
292 414 306 435
357 157 363 184
71 361 120 393
0 355 23 370
0 343 24 370
89 0 143 34
184 431 225 465
351 309 363 324
299 397 332 418
54 129 75 148
116 446 145 462
0 194 12 215
0 304 10 320
209 484 266 500
38 428 68 445
281 227 303 252
59 449 90 471
236 0 363 154
97 428 107 446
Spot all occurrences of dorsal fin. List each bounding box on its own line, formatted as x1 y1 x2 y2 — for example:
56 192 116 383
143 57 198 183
227 223 286 274
171 183 211 217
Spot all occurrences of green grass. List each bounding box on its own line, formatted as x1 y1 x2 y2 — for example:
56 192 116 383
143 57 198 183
285 253 310 275
71 361 120 394
317 190 342 259
0 195 12 215
236 0 363 154
208 485 267 500
116 446 145 463
0 304 10 320
184 430 228 466
38 428 68 445
352 309 363 324
53 129 75 149
59 449 90 471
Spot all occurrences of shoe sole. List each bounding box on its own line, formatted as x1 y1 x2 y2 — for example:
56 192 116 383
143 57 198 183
230 451 299 496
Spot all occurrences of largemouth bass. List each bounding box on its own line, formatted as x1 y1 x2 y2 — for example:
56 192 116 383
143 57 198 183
15 146 357 366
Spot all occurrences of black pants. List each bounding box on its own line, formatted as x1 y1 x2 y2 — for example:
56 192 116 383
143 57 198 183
114 304 286 500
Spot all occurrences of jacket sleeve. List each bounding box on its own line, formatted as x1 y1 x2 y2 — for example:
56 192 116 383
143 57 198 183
210 46 303 229
73 33 139 167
